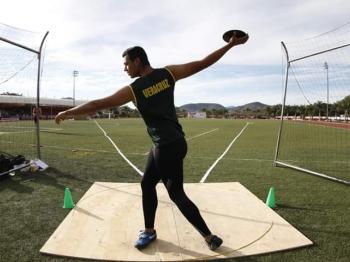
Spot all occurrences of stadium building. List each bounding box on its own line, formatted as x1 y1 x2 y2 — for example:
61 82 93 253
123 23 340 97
0 95 86 120
187 111 206 119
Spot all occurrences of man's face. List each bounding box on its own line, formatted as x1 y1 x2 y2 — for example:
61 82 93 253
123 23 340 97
123 55 139 78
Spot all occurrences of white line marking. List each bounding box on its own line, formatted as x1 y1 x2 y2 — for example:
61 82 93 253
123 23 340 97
41 144 111 153
142 128 219 155
94 120 143 176
0 128 63 135
143 149 152 156
186 128 219 141
0 126 63 131
200 122 250 183
190 157 272 162
0 131 34 135
41 128 64 131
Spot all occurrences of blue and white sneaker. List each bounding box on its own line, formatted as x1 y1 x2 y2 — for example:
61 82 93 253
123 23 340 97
134 230 157 249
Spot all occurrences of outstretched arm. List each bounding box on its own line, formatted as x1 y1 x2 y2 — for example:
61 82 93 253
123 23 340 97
55 86 134 124
166 34 249 81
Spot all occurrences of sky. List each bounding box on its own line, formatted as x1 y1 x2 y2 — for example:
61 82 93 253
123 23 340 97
0 0 349 107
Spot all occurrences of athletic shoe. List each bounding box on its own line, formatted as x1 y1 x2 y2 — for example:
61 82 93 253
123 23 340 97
134 230 157 249
206 235 223 251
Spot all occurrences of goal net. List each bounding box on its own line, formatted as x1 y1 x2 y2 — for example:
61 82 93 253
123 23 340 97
274 22 350 185
0 23 48 177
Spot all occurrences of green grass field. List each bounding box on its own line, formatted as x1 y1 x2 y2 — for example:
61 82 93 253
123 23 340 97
0 118 349 261
278 121 350 181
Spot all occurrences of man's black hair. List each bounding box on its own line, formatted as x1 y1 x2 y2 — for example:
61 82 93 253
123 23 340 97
122 46 150 66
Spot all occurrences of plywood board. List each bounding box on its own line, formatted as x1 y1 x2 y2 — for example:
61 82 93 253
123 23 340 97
40 182 312 261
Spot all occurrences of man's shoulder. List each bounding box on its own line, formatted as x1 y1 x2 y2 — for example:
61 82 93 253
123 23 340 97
130 68 174 90
152 67 169 75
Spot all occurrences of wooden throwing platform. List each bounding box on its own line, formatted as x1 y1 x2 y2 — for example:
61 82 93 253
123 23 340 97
40 182 312 261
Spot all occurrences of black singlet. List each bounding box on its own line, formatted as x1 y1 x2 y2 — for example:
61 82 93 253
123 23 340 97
129 68 184 146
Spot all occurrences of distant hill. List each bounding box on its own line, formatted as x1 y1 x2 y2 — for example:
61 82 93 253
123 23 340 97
179 103 225 112
228 102 269 112
179 102 270 112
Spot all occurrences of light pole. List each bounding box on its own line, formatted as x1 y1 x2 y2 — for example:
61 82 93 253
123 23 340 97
73 70 79 107
324 62 329 121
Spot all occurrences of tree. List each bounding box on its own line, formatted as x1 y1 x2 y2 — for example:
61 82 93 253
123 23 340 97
119 106 132 117
110 107 120 118
338 95 350 120
299 105 307 119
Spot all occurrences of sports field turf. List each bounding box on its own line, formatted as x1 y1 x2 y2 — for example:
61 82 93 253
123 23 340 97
0 118 349 261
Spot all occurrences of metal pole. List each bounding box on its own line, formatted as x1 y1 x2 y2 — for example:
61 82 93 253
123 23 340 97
73 70 79 107
327 64 329 121
275 161 350 185
274 42 290 166
0 31 48 160
73 72 75 107
35 31 49 159
289 43 350 63
324 62 329 121
0 36 39 54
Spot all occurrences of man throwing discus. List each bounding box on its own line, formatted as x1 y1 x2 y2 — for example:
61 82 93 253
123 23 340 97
55 31 249 250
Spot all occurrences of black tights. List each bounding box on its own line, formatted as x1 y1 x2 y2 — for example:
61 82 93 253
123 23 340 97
141 138 211 237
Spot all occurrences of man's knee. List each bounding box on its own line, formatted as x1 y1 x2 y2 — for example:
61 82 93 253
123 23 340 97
141 177 156 192
166 181 187 207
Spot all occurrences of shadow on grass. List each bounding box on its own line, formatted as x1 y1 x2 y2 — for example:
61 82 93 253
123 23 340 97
37 167 93 188
0 167 93 194
0 174 35 194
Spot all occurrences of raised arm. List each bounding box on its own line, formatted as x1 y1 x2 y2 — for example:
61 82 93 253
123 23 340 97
166 34 249 81
55 86 134 124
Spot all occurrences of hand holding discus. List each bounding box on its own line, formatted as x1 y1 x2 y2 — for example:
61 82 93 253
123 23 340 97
223 29 249 46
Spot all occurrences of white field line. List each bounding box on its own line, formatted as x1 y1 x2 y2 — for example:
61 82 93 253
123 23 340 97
0 142 272 162
40 128 64 131
41 144 111 153
190 156 272 162
11 143 270 162
3 140 346 165
0 128 63 135
94 120 143 176
142 128 219 155
0 126 63 131
0 131 34 135
186 128 219 141
200 122 250 183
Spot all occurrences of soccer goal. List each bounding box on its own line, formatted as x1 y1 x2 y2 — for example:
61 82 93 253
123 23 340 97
274 22 350 185
0 23 48 177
